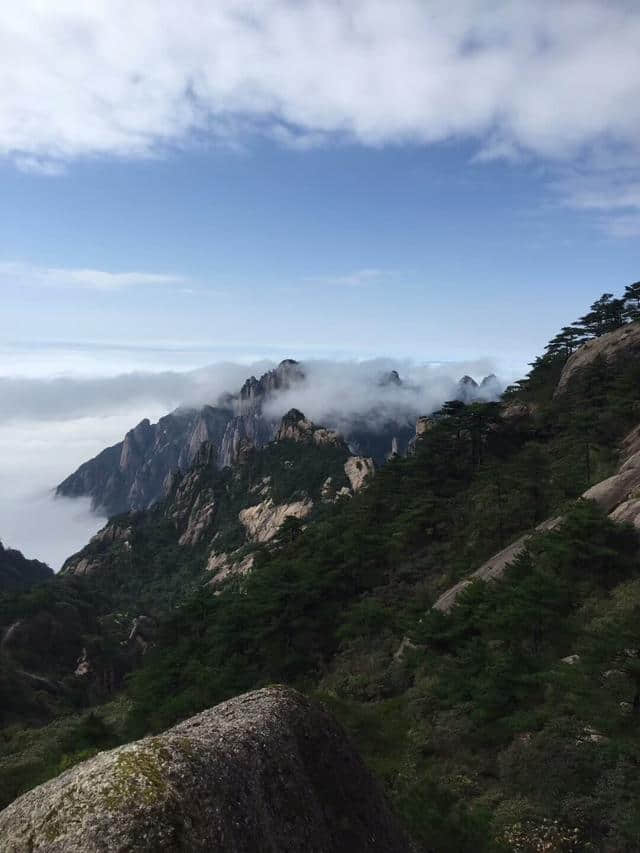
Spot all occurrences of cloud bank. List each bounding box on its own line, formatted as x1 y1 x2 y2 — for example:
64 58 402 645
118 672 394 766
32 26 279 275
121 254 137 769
2 1 640 224
1 1 638 162
0 356 504 568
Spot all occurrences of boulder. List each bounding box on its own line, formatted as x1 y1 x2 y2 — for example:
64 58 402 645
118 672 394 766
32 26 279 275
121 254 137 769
555 321 640 396
0 686 415 853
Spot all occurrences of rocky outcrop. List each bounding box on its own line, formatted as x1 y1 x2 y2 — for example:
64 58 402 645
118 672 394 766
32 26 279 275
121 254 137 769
434 420 640 612
0 687 414 853
0 541 52 591
433 517 561 612
276 409 346 449
57 405 233 517
239 497 314 544
344 456 375 492
207 550 255 585
555 321 640 396
164 444 218 546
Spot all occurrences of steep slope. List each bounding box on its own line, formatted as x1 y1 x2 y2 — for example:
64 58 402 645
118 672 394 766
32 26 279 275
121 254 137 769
0 542 52 592
57 358 500 517
555 319 640 395
61 410 373 597
0 687 415 853
57 405 234 517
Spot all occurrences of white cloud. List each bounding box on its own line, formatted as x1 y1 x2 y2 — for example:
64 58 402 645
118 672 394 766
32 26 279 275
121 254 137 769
0 355 507 567
0 261 186 290
2 2 640 230
0 1 638 165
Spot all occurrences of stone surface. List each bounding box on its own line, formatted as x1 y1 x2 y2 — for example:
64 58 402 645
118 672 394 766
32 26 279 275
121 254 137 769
434 420 640 612
0 686 415 853
344 456 375 492
57 405 233 516
433 517 561 613
555 321 640 396
239 497 314 544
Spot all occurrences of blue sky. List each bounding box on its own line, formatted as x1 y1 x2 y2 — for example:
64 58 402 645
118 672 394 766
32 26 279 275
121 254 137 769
1 0 640 376
2 140 639 373
2 0 640 565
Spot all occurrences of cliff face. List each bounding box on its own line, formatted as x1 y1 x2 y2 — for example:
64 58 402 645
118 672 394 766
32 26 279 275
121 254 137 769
62 409 370 589
555 321 640 395
57 405 233 517
56 361 306 517
0 687 416 853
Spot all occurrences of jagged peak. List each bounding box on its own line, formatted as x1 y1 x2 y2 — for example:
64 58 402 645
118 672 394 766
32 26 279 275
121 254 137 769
276 409 345 449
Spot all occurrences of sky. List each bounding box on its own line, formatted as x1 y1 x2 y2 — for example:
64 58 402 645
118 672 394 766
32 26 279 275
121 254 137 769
1 0 640 566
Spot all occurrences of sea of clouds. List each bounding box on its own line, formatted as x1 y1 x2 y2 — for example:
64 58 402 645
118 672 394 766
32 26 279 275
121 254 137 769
0 344 511 570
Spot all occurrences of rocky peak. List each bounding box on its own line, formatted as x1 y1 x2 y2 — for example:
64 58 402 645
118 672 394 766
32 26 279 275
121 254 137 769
276 409 345 448
238 359 305 414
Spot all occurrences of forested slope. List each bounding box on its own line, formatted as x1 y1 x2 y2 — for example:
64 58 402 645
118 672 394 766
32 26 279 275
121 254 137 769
4 283 640 851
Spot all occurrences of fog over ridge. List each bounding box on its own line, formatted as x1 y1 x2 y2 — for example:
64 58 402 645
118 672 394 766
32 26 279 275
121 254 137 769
0 356 505 569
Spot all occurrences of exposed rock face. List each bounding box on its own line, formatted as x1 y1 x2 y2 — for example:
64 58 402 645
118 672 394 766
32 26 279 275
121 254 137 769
344 456 375 492
62 519 134 577
434 420 640 612
0 687 414 853
276 409 346 449
207 550 255 585
164 444 218 547
433 517 562 613
555 321 640 396
239 497 314 544
57 361 307 517
57 405 233 517
0 541 52 591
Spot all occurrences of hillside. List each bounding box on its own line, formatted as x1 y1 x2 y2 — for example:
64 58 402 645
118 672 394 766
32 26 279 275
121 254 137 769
56 359 498 517
4 286 640 850
0 542 52 593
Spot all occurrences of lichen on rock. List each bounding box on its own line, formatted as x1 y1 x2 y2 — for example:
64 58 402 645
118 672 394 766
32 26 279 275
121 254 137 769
0 686 415 852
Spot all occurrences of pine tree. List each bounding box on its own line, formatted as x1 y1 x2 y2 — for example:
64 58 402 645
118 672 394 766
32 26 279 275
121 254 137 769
578 293 625 338
623 280 640 323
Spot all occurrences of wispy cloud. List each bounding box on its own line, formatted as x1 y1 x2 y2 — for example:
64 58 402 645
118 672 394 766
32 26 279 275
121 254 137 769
0 261 187 291
551 169 640 237
305 268 393 288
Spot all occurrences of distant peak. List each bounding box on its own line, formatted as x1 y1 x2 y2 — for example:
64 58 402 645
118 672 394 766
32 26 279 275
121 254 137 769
458 375 478 387
480 373 497 386
379 369 402 387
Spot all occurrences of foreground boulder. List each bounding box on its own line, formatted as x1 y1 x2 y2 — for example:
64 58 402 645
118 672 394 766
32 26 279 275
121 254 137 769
0 687 415 853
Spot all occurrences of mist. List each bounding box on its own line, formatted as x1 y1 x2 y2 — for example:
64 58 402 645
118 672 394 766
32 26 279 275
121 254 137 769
0 354 509 570
263 358 503 434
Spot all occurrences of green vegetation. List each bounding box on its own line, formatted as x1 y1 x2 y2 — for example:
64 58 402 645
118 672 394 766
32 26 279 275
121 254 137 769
4 282 640 850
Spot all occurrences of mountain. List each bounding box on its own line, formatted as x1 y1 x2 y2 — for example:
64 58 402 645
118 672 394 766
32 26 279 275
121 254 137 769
10 294 640 849
57 358 500 518
61 409 374 593
0 686 416 853
0 541 52 591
